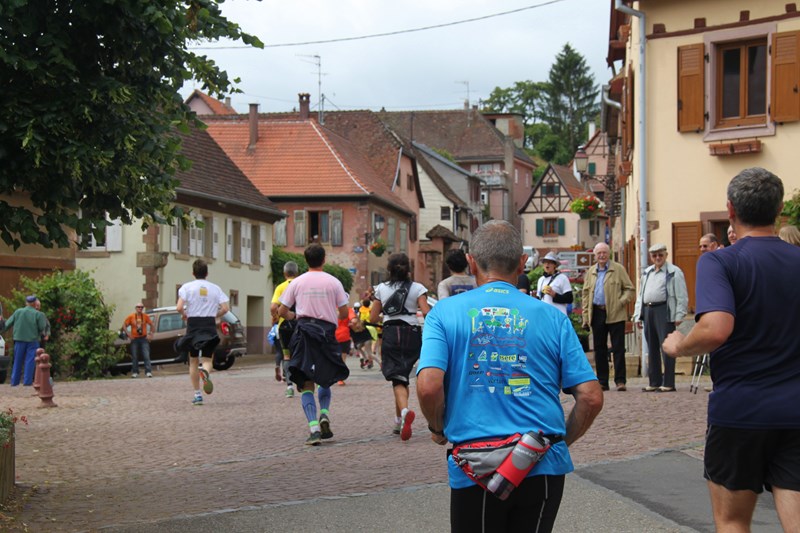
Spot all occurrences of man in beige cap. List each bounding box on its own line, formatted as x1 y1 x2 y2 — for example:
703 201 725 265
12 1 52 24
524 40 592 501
633 243 688 392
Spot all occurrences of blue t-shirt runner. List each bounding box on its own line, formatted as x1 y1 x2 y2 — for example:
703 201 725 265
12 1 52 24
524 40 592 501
418 281 597 488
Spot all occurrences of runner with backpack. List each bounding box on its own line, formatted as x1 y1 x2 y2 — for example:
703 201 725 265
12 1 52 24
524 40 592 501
370 253 431 440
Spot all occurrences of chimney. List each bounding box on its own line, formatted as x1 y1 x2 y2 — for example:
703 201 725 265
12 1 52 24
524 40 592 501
224 97 232 108
248 103 259 150
588 122 596 141
299 93 311 120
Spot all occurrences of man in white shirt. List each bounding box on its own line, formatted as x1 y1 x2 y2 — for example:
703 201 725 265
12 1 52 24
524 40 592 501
176 259 229 406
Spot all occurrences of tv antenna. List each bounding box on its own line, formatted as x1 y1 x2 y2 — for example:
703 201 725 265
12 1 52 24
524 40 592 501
456 80 471 107
297 54 327 123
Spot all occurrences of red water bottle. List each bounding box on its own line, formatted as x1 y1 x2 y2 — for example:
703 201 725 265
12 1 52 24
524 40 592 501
486 431 551 500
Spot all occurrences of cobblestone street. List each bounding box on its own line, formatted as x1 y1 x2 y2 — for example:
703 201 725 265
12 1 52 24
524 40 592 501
1 354 709 532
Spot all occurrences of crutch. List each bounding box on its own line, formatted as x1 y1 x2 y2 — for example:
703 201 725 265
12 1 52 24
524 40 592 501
689 353 708 394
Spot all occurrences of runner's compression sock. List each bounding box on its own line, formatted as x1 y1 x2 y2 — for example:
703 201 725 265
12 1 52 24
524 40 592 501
317 386 331 411
281 360 291 382
301 390 317 423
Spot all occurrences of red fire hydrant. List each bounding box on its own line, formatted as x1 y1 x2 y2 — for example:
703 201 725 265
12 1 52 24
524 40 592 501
37 352 57 408
33 348 45 394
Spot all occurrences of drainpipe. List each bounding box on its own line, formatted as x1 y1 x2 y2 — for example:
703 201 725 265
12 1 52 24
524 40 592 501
615 0 648 275
601 84 624 249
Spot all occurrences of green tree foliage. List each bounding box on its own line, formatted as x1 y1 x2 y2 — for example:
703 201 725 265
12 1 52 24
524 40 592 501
270 248 354 293
0 270 124 379
539 43 600 163
0 0 263 250
482 81 549 150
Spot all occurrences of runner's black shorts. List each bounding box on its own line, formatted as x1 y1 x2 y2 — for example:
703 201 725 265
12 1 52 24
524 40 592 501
451 475 565 533
705 424 800 493
380 320 421 385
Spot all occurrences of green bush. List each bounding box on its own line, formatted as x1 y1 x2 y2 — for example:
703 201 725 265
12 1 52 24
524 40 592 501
0 270 124 379
782 189 800 228
526 265 544 294
270 247 353 293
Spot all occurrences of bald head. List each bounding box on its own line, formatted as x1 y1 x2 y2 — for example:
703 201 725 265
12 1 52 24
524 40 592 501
593 242 610 268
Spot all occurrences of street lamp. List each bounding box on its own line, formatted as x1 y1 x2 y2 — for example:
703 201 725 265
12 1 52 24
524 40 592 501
574 145 589 174
365 215 385 245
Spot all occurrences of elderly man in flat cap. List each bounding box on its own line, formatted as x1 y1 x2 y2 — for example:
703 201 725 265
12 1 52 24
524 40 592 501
1 295 48 386
633 243 688 392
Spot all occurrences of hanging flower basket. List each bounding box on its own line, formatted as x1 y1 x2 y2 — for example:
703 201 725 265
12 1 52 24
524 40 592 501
570 195 604 219
369 238 387 257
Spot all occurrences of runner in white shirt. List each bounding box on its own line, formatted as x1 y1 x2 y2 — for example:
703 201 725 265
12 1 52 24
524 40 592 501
176 259 229 405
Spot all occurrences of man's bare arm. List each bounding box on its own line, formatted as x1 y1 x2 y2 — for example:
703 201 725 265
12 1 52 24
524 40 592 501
417 367 447 445
662 311 733 358
277 304 295 321
338 304 348 321
565 380 603 446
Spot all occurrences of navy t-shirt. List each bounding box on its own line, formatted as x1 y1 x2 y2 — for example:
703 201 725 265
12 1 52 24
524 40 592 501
696 236 800 428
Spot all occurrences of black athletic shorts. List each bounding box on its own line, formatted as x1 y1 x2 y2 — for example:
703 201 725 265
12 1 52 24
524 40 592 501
704 424 800 493
380 321 421 385
451 475 565 533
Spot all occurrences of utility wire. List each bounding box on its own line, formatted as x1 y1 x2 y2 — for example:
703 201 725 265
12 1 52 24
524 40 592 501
192 0 566 50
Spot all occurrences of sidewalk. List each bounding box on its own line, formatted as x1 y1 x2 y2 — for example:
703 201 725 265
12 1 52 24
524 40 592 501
0 353 778 532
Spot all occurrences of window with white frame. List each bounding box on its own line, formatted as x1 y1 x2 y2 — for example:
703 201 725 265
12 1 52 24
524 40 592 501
273 218 287 246
82 218 122 251
440 206 451 221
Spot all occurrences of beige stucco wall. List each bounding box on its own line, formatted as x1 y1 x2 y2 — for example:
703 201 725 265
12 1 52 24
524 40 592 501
77 214 273 346
622 1 800 278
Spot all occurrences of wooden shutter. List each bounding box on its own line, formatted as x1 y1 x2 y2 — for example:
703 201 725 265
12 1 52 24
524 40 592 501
677 43 705 132
557 218 565 236
106 219 122 251
330 209 343 246
225 218 233 261
212 217 219 259
536 219 543 236
293 210 306 246
622 64 635 154
171 223 180 253
771 31 800 123
241 221 251 264
260 224 267 266
672 221 702 314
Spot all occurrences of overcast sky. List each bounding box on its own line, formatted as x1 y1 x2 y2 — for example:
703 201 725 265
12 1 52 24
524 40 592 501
181 0 612 114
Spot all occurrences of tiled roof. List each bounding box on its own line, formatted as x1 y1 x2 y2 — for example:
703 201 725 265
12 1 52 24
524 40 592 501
377 109 534 165
426 224 460 241
202 114 413 214
321 111 405 189
185 90 237 115
176 127 283 218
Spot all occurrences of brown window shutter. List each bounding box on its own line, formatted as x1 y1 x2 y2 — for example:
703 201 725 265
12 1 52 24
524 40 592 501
677 43 705 132
623 64 634 156
771 31 800 123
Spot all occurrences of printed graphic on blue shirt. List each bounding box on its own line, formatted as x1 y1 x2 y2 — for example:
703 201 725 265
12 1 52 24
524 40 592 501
465 305 532 397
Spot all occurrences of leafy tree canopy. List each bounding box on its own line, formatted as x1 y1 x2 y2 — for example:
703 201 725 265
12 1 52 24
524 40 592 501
483 43 599 165
0 0 263 249
481 81 548 150
540 43 600 163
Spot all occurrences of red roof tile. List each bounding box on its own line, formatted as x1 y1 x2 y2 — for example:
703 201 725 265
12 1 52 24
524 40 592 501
202 115 413 214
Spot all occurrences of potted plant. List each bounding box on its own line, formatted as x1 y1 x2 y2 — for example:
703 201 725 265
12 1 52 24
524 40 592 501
369 238 387 257
0 408 27 504
569 194 604 219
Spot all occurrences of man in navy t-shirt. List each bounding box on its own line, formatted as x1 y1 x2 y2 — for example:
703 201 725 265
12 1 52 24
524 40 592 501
663 167 800 531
